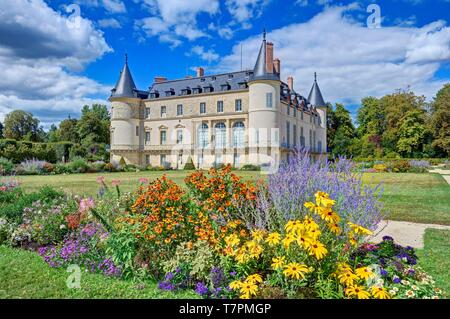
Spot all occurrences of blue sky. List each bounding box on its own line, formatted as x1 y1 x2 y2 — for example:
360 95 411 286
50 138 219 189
0 0 449 128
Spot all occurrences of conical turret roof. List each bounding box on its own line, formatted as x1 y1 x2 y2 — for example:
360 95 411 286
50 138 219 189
250 30 280 82
307 72 326 107
111 54 137 98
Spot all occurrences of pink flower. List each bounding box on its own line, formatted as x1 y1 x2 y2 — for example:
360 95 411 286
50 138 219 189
97 176 105 184
139 178 149 184
0 186 7 191
79 198 95 213
112 179 121 186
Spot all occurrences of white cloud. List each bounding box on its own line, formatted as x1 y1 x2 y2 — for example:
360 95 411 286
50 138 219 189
76 0 126 13
296 0 309 6
225 0 270 28
188 46 220 63
135 0 219 46
217 5 450 104
98 18 122 28
0 0 112 126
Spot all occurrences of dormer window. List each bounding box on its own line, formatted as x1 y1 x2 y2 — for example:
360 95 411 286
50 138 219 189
211 76 216 81
165 88 175 97
228 74 234 79
204 85 214 93
150 91 160 99
200 78 206 82
238 81 248 89
180 87 191 96
220 83 231 91
192 86 202 94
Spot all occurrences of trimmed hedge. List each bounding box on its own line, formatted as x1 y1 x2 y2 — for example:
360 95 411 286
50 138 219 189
0 139 72 164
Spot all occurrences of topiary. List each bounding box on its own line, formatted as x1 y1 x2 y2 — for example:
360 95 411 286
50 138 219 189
183 157 196 170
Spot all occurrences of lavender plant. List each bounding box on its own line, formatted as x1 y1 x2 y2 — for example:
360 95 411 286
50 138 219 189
238 150 384 232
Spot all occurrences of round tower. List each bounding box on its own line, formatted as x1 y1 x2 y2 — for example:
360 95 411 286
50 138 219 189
109 55 142 164
248 31 281 167
307 72 327 153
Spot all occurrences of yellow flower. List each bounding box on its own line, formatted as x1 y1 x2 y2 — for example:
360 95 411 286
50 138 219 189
355 266 375 280
303 217 319 231
307 228 321 240
235 247 249 263
338 270 359 286
348 232 358 246
345 285 371 299
251 229 265 242
314 191 336 208
337 263 352 273
328 222 341 235
246 274 263 284
282 233 296 249
296 233 313 249
271 256 286 270
371 286 391 299
285 220 304 234
304 202 321 214
308 241 328 260
265 232 281 246
239 282 258 299
229 280 243 290
283 262 310 280
318 208 341 223
246 241 263 258
348 222 373 236
225 234 240 247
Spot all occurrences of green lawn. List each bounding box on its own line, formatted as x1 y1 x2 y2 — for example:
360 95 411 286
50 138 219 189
0 245 197 299
14 171 450 225
362 173 450 225
417 229 450 297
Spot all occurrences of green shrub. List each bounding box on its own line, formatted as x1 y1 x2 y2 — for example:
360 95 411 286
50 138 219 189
391 160 411 173
0 157 15 175
240 164 261 171
183 157 196 170
373 163 388 172
53 163 70 174
66 157 89 173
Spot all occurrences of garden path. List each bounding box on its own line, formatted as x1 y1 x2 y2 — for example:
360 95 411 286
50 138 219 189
370 220 450 249
370 169 450 248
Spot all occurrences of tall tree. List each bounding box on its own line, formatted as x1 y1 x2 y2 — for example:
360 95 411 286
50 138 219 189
3 110 43 141
330 103 356 157
77 104 110 144
59 118 79 143
396 110 427 157
428 84 450 157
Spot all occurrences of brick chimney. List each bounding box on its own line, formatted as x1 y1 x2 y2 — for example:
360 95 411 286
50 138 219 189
196 67 205 77
273 58 280 74
266 42 274 73
287 76 294 91
154 76 167 83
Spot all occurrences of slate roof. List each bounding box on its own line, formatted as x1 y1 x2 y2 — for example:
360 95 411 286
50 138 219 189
307 73 326 107
250 30 280 82
147 70 254 99
110 55 140 99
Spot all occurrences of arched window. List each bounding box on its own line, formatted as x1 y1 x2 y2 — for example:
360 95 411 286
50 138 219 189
215 122 226 149
232 122 245 148
198 123 209 148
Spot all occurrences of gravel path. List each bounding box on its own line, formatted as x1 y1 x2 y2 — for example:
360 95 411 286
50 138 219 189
370 220 450 248
369 169 450 248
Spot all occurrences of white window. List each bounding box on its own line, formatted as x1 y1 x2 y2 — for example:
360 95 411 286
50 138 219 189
161 105 167 117
145 131 151 145
160 154 166 166
266 92 273 108
177 129 183 144
198 123 209 148
177 104 183 116
293 124 297 147
215 122 226 149
136 126 139 136
200 102 206 114
286 121 290 147
232 122 245 148
145 155 150 165
160 130 167 145
235 99 242 112
145 107 150 119
216 153 223 165
233 153 240 167
217 101 224 113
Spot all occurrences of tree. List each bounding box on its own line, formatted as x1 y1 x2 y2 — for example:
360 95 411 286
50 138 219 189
428 84 450 157
59 118 79 143
3 110 43 141
330 103 356 157
47 124 59 143
0 121 3 139
77 104 110 144
396 110 427 157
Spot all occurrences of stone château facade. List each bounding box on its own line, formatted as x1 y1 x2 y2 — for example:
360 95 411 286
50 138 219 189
109 32 327 170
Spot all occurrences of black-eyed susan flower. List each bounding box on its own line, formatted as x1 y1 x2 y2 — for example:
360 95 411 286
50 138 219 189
345 285 371 299
371 286 391 299
285 220 304 234
225 233 240 247
283 262 310 280
338 270 359 286
246 274 263 284
229 280 243 290
265 232 281 246
296 233 313 249
328 222 342 235
347 222 373 236
355 266 375 280
251 229 265 242
239 282 258 299
282 233 296 249
271 256 286 270
308 241 328 260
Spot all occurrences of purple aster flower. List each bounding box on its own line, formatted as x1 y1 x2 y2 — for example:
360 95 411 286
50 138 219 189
382 236 394 241
380 269 388 277
195 282 209 296
393 276 401 284
165 272 174 280
229 271 237 276
158 281 175 291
